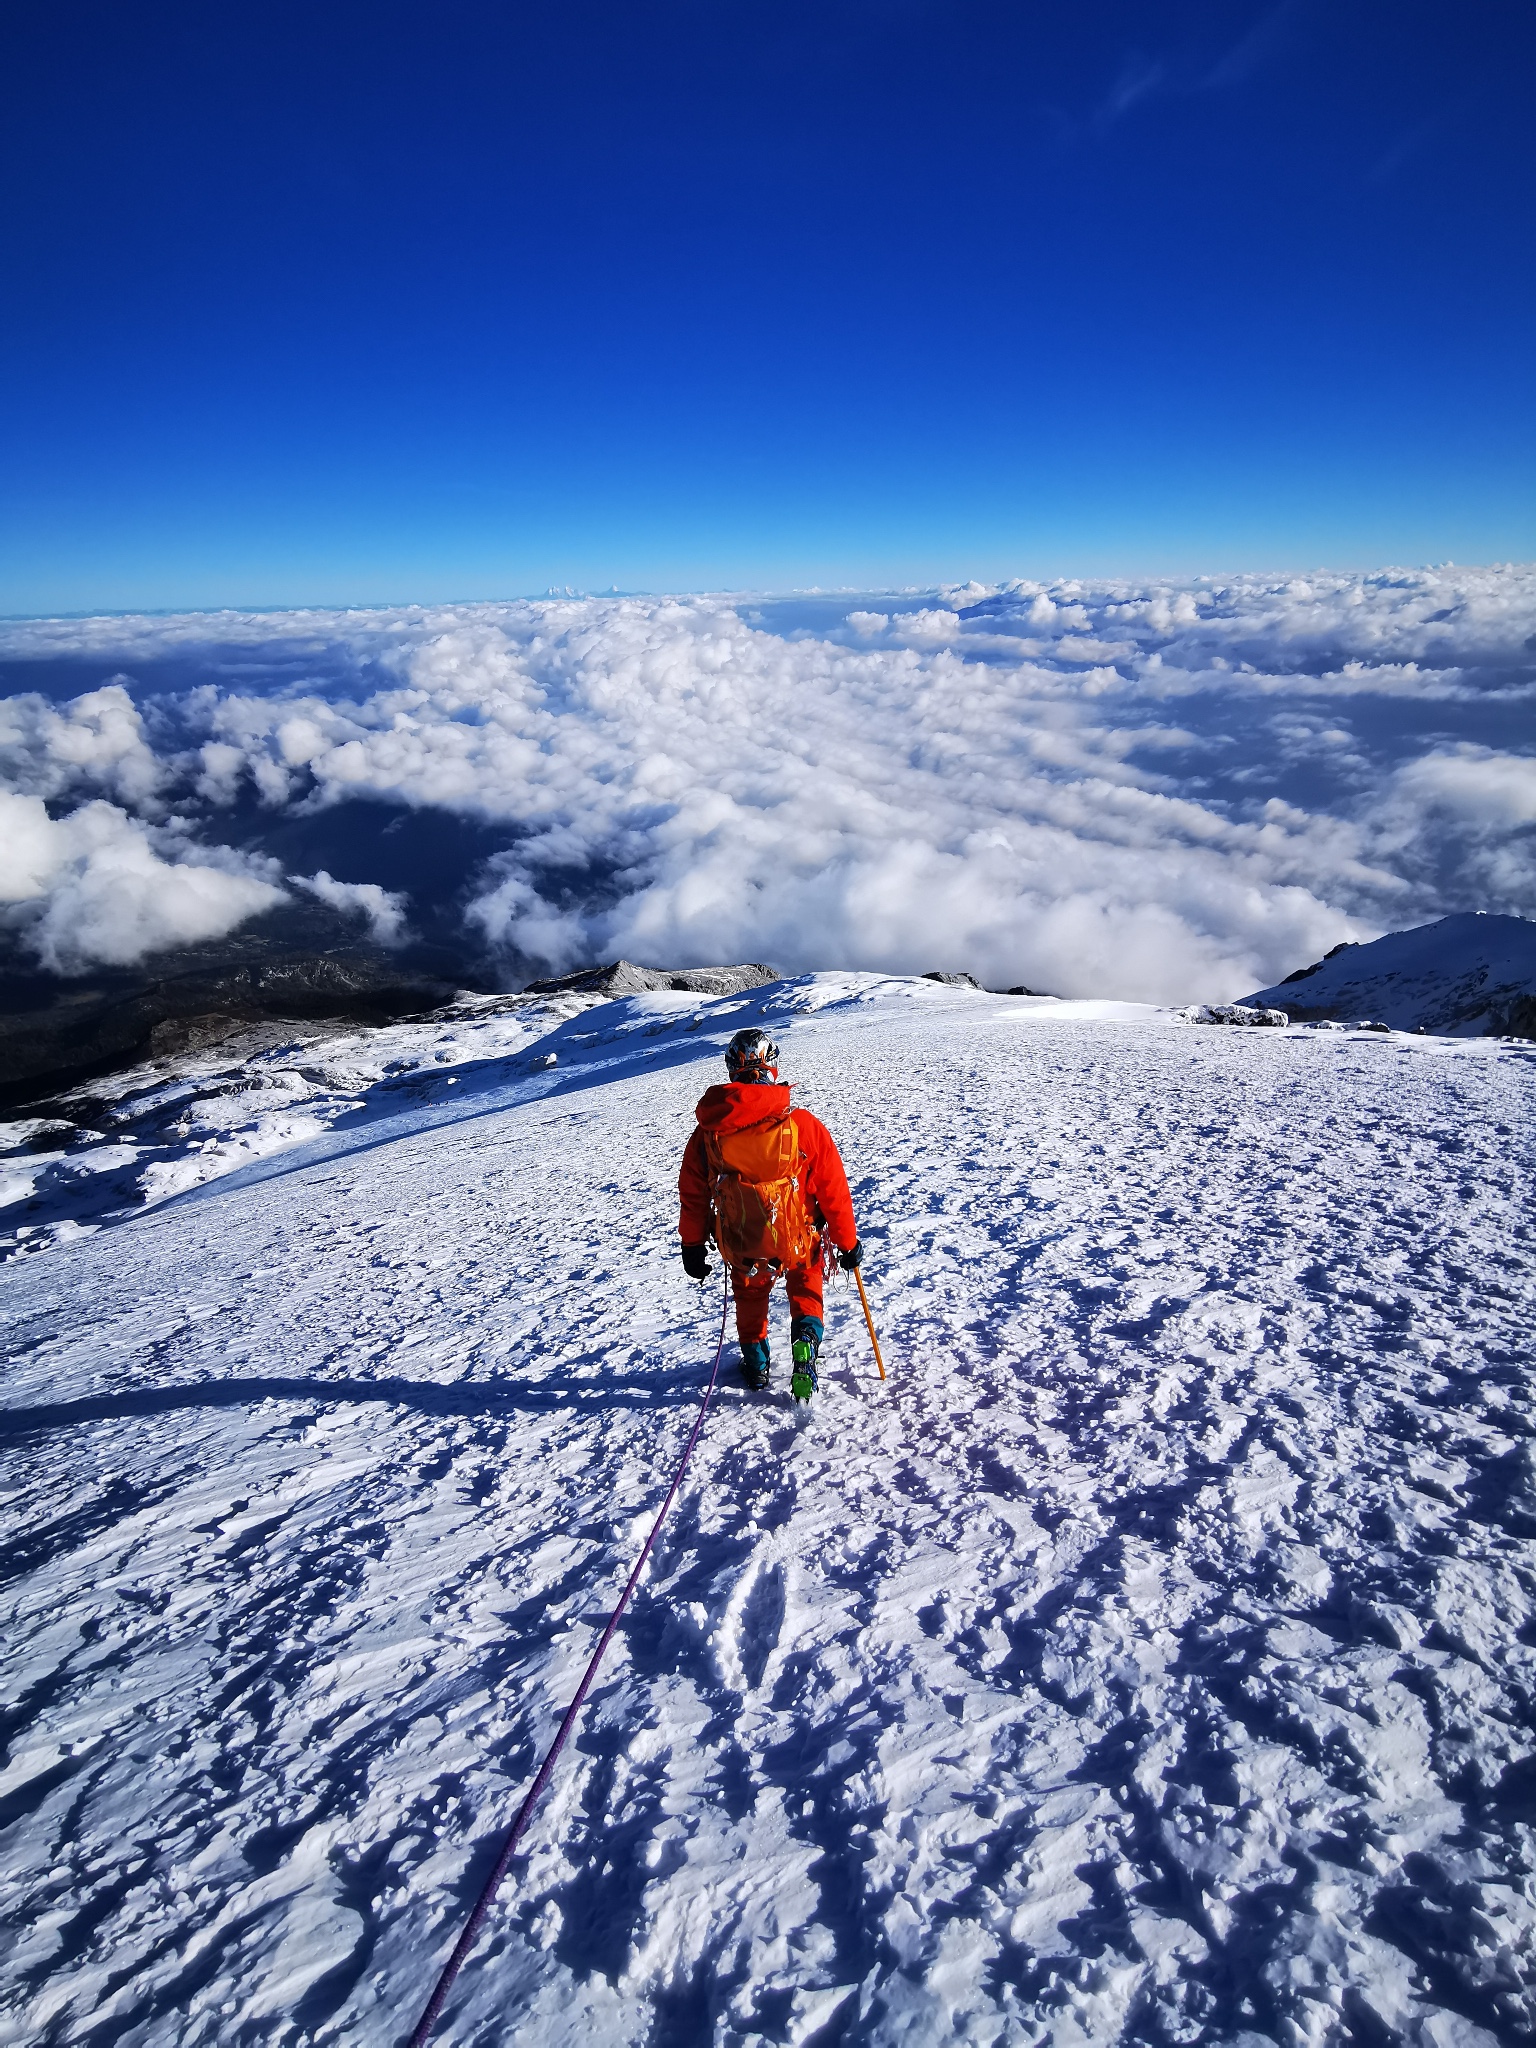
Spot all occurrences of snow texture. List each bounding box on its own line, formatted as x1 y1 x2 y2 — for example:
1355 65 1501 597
2 975 1535 2048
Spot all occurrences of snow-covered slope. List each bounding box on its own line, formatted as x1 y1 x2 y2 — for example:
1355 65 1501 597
3 976 1535 2048
0 992 608 1264
0 986 1161 1267
1244 912 1536 1036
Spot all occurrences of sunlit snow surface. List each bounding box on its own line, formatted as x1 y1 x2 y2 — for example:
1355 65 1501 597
2 976 1535 2047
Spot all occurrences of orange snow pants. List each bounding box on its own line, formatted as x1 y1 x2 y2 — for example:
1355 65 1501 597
730 1259 823 1344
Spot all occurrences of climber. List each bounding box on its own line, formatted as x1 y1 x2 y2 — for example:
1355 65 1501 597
678 1027 862 1400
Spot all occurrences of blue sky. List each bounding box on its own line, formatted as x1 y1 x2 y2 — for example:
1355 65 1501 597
4 0 1534 612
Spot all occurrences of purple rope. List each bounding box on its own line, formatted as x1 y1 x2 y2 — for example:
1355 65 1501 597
406 1276 733 2048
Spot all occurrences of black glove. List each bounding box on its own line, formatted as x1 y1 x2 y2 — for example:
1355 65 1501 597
681 1242 712 1281
838 1239 863 1271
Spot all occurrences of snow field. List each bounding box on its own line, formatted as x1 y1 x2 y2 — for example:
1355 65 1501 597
1 976 1534 2047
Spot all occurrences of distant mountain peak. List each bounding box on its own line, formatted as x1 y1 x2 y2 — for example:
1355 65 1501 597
1246 914 1536 1037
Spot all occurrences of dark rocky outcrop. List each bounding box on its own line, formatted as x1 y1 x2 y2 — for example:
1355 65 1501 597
1491 992 1536 1039
0 899 474 1109
1279 939 1356 985
1189 1003 1289 1027
522 960 779 999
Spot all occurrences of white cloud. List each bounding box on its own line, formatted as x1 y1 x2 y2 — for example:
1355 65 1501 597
1 563 1532 1000
1367 746 1536 911
1389 745 1536 830
294 871 410 946
0 793 286 975
0 683 167 811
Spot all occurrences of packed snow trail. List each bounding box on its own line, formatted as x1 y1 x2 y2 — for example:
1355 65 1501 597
1 977 1534 2047
407 1278 731 2048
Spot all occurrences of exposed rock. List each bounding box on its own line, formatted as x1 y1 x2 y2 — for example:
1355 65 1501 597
922 971 982 988
1491 992 1536 1040
1187 1003 1289 1027
522 960 779 999
0 889 494 1108
148 1012 262 1059
0 940 464 1108
1279 940 1356 984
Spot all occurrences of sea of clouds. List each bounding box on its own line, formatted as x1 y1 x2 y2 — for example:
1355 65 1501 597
2 564 1533 1002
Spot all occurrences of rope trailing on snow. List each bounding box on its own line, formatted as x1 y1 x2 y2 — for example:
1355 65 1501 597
406 1275 733 2048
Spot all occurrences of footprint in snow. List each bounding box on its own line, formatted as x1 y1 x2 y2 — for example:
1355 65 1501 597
715 1555 788 1695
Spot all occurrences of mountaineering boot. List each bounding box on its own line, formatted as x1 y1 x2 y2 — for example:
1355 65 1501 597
739 1338 771 1391
790 1315 823 1403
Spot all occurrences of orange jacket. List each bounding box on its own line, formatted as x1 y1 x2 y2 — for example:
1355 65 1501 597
678 1082 857 1255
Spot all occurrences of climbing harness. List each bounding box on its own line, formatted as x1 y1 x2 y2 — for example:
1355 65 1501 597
405 1276 732 2047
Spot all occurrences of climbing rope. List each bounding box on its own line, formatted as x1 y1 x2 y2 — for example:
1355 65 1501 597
406 1275 732 2048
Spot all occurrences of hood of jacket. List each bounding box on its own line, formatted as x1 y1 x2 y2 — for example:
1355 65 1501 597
694 1081 791 1134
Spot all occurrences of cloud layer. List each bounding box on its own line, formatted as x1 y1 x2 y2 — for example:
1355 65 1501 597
2 564 1533 1000
0 792 285 975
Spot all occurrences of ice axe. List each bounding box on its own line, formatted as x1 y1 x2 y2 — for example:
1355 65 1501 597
853 1265 886 1381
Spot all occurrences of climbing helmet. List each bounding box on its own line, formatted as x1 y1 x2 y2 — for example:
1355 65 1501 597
724 1026 780 1083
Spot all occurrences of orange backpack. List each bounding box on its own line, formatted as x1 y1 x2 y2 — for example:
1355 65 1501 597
703 1105 819 1270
